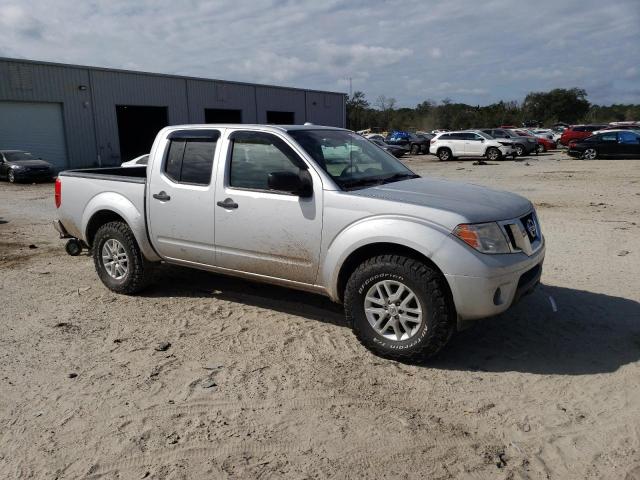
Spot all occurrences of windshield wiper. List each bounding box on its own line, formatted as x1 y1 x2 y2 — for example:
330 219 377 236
340 177 388 189
340 173 419 190
380 173 420 184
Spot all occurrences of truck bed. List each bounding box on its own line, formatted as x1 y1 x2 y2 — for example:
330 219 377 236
57 166 147 242
59 166 147 183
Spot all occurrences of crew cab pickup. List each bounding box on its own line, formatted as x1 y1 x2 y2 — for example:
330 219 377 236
54 124 545 360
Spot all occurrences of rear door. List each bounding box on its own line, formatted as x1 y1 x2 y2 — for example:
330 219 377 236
147 129 221 265
442 133 463 156
213 130 323 284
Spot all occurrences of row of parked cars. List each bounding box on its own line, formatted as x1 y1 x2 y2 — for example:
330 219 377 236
365 127 554 161
365 121 640 161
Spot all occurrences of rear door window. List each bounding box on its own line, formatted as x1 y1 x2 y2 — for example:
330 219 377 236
163 132 219 185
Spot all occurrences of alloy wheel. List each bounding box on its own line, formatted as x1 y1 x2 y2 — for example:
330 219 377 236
364 280 423 341
583 148 597 160
101 239 129 280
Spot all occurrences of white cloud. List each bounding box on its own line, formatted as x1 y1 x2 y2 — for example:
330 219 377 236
0 0 638 106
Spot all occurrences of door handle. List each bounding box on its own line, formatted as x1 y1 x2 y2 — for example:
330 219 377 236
153 191 171 201
216 198 238 209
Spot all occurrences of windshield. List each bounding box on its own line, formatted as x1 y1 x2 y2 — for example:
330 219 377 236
289 129 418 190
5 151 36 162
474 131 493 140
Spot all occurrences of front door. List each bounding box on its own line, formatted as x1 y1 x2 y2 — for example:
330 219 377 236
147 129 221 265
617 131 640 158
213 130 322 284
597 131 618 156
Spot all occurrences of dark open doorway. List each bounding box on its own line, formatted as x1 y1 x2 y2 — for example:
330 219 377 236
116 105 168 162
266 111 295 124
205 108 243 123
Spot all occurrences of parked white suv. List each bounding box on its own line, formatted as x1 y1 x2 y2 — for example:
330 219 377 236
429 130 514 161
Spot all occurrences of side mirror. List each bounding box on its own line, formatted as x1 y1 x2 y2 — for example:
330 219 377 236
268 170 313 197
480 138 485 142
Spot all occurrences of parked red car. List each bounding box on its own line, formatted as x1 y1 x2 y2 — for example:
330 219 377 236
559 125 607 146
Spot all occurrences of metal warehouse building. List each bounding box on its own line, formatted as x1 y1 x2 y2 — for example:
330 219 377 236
0 57 346 170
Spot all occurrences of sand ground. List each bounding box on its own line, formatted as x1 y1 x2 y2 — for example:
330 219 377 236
1 150 639 479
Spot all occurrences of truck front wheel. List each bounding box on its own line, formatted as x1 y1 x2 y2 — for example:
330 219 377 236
93 221 152 294
344 255 455 361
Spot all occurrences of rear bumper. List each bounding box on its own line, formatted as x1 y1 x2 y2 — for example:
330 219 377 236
445 241 545 321
53 219 73 239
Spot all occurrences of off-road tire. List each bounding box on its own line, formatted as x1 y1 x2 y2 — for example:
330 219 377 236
344 255 455 361
437 148 452 161
93 221 152 294
486 147 501 161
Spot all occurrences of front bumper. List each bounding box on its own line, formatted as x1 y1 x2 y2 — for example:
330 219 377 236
12 169 54 181
499 145 515 155
53 219 73 239
445 240 545 321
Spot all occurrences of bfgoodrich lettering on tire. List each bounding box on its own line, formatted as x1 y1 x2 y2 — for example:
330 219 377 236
344 254 455 361
93 221 152 294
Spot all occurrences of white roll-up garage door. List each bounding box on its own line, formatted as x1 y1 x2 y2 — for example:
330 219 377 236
0 101 68 170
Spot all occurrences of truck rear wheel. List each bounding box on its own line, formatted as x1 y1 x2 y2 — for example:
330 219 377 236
344 255 455 361
93 221 152 294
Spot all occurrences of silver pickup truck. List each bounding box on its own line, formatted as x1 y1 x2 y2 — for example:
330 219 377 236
54 124 545 360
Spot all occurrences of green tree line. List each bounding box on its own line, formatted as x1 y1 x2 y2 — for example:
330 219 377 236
346 88 640 132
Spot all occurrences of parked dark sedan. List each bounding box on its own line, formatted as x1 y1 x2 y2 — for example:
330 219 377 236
386 131 430 154
480 128 536 156
568 130 640 159
0 150 55 183
369 138 408 158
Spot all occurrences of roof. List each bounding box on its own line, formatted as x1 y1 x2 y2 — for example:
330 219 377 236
165 124 348 133
0 56 347 97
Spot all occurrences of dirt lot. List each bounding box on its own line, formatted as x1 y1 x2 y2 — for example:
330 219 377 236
1 150 639 479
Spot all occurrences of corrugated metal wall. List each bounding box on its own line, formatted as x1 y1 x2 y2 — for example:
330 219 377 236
0 58 346 168
306 92 345 127
187 80 257 123
255 86 306 124
0 60 97 168
89 70 189 165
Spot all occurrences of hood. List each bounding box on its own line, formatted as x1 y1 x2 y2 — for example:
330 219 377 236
350 177 533 225
9 159 51 168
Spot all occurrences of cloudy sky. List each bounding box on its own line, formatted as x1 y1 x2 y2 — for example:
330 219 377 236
1 0 639 107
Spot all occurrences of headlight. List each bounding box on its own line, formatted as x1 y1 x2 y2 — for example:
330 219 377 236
453 222 511 254
11 164 24 170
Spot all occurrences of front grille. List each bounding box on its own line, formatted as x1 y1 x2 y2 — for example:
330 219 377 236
519 213 539 242
499 211 542 256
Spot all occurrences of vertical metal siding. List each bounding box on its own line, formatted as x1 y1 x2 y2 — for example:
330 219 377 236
186 80 257 123
90 70 189 165
305 92 346 127
255 86 306 124
0 61 96 168
0 58 346 168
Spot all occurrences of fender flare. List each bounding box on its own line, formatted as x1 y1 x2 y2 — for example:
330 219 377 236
82 192 160 262
320 215 453 301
